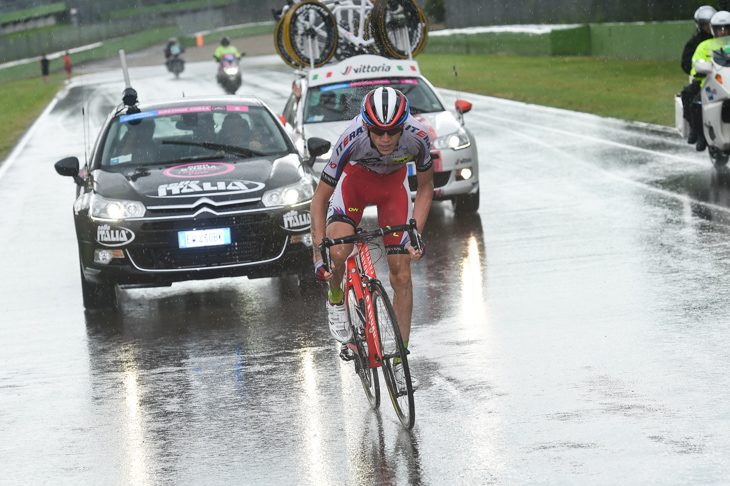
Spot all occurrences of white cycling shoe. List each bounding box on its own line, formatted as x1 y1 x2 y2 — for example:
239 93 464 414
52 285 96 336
327 299 352 343
394 362 420 394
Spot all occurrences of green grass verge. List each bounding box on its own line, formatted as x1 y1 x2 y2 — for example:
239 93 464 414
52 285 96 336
0 2 66 24
0 76 66 161
2 23 69 40
417 53 679 127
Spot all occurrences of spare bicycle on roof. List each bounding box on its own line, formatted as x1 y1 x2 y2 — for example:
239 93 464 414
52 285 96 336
273 0 428 68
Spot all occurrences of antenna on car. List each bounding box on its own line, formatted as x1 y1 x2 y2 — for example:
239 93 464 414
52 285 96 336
118 49 140 118
119 49 132 91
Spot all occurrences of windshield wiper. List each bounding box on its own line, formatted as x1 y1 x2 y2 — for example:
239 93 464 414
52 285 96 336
161 139 265 158
133 154 227 167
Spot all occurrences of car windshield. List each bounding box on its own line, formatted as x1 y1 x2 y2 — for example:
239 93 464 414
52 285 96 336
99 105 290 168
303 77 444 124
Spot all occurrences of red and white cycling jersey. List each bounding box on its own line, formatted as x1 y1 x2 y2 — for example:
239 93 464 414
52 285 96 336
320 114 432 187
323 114 432 253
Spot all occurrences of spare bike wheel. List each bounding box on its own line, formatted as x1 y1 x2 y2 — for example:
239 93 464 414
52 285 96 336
276 15 305 69
373 0 425 60
283 0 338 68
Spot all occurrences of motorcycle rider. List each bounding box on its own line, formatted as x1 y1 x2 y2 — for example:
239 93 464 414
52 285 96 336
213 36 241 62
681 6 716 145
689 10 730 151
164 37 184 71
683 6 716 76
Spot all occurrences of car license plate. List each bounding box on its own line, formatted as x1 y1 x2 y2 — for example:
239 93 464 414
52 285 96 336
178 228 231 249
407 162 416 176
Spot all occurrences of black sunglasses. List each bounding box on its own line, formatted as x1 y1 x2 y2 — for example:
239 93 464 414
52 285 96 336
367 125 403 137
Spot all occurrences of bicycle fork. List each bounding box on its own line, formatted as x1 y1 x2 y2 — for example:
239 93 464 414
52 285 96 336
354 242 384 370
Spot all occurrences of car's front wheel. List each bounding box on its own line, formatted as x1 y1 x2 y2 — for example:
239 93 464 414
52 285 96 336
80 265 117 309
453 188 480 214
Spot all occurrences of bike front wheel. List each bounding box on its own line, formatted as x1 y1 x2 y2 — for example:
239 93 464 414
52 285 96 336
371 281 415 429
347 285 380 408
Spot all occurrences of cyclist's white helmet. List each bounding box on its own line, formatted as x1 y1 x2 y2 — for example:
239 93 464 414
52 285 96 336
695 6 717 30
711 11 730 37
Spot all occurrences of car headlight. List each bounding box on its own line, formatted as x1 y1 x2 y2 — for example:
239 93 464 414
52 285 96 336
262 177 314 207
89 194 146 221
433 127 471 150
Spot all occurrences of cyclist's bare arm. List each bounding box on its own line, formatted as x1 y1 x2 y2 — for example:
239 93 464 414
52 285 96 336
311 181 336 267
409 166 434 260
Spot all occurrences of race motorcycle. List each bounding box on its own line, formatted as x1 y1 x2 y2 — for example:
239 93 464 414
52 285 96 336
217 53 242 95
166 44 185 79
690 36 730 167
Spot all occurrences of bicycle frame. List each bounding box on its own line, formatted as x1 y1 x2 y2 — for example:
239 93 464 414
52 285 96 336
288 0 376 49
345 241 382 369
321 219 422 369
327 0 375 49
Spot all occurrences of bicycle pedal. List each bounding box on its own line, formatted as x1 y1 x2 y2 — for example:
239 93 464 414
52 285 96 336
339 344 355 361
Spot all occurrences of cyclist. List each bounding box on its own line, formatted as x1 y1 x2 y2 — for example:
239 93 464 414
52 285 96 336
213 36 241 62
311 87 434 393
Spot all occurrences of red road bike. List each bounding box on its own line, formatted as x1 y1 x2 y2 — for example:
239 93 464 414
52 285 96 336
320 219 422 429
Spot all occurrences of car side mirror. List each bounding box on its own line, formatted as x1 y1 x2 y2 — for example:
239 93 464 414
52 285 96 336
55 156 84 186
694 61 712 76
455 100 472 114
306 137 331 167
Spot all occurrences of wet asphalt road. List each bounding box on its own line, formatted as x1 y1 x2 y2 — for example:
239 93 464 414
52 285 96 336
1 55 730 484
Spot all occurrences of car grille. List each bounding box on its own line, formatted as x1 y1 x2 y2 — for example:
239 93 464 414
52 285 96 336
408 170 451 191
128 212 285 270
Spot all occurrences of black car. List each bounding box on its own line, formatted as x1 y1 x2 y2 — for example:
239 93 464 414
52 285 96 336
56 90 330 309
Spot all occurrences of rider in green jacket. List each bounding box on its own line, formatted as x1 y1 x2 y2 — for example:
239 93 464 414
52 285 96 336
213 37 241 62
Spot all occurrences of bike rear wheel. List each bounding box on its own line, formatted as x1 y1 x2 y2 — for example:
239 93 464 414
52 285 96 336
346 285 380 408
371 280 415 429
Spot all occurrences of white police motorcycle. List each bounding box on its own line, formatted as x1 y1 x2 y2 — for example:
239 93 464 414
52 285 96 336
692 36 730 167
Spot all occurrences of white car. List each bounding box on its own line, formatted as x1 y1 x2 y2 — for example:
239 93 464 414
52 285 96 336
281 54 480 213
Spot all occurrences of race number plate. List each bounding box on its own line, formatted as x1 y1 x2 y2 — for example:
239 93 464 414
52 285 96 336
178 228 231 249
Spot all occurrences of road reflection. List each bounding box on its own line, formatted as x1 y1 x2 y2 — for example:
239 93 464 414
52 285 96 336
344 410 424 485
655 168 730 225
79 202 485 481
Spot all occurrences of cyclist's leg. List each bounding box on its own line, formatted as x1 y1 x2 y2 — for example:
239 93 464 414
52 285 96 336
385 253 413 342
326 222 354 288
325 168 367 294
375 169 414 342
